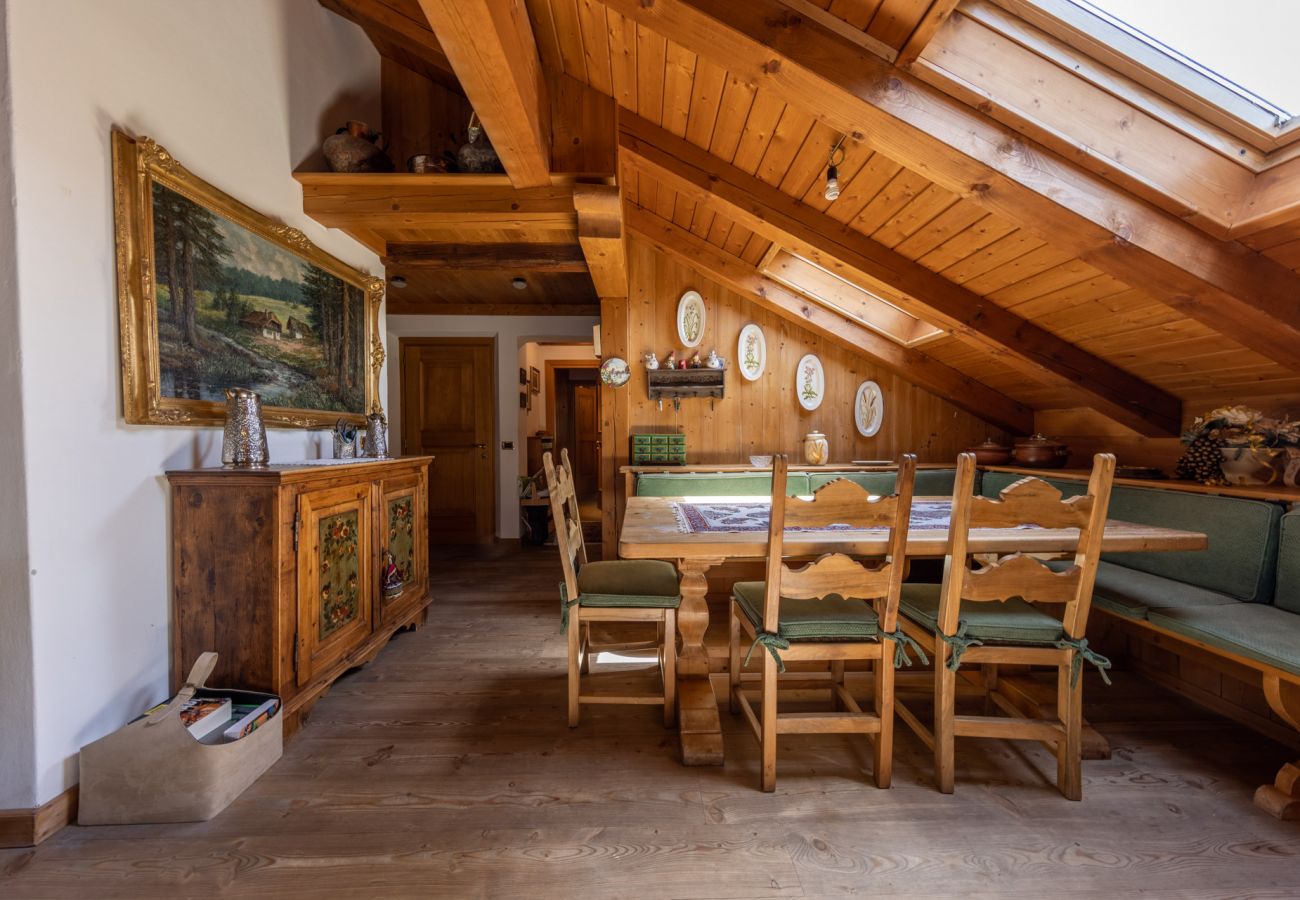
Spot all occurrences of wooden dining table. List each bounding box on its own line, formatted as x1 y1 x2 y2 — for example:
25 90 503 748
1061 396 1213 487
617 494 1209 765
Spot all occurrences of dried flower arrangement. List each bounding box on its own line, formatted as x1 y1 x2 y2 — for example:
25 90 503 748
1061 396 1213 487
1177 406 1300 486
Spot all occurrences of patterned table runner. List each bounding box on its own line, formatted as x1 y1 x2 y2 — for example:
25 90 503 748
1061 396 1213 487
672 499 954 534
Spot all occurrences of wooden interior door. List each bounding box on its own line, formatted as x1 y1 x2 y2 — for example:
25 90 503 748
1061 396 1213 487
573 383 600 502
400 338 495 544
296 481 374 686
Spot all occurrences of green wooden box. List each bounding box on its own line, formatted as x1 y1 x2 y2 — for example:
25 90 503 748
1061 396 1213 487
631 433 687 465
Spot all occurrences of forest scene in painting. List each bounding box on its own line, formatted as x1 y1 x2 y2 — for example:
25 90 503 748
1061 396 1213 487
151 181 366 412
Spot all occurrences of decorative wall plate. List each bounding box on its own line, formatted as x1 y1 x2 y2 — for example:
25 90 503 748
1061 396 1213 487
854 380 884 437
796 354 824 411
677 290 706 348
737 323 766 381
599 357 631 387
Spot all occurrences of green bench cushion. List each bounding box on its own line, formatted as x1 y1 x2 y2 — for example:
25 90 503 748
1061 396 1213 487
1275 511 1300 615
1103 487 1281 604
635 472 811 497
899 583 1065 644
1146 604 1300 676
1044 559 1240 621
732 581 879 641
574 559 681 608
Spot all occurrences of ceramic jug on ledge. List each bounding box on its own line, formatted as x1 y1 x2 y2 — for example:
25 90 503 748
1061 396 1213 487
221 388 269 468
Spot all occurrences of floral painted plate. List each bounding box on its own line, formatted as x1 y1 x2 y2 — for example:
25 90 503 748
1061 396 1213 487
796 354 824 411
677 290 706 348
599 356 631 387
854 380 884 437
737 323 766 381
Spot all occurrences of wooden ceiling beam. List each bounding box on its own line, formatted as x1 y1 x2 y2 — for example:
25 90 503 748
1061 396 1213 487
383 242 588 271
597 0 1300 374
317 0 462 93
296 172 577 230
620 112 1183 436
416 0 551 188
897 0 961 68
626 204 1035 435
573 183 629 297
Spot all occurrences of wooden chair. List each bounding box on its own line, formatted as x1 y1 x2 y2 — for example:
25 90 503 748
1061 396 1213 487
543 449 680 728
896 452 1116 800
728 453 918 792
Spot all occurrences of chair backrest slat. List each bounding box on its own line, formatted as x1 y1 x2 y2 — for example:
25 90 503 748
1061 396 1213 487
937 453 1116 639
763 454 917 634
543 449 587 603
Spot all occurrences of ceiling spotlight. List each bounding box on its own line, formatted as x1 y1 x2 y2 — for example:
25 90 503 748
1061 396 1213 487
388 275 407 289
511 277 528 290
825 135 846 202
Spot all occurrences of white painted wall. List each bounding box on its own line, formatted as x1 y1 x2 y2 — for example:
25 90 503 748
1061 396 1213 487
0 1 37 811
4 0 381 807
386 316 600 539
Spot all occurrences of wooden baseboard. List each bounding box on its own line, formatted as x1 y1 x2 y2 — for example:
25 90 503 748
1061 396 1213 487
0 785 77 848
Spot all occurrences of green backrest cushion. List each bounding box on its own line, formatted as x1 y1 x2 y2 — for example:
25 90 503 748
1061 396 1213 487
980 472 1282 604
808 472 896 494
807 468 962 497
635 472 811 497
1102 487 1281 603
1274 511 1300 615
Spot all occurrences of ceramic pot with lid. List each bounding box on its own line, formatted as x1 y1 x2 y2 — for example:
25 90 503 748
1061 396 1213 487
1012 434 1070 468
803 432 829 466
966 439 1012 466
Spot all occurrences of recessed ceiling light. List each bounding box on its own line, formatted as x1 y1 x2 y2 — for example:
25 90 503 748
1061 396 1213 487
511 277 528 290
388 275 407 289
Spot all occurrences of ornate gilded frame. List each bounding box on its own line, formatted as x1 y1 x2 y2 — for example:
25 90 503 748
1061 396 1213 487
112 129 385 427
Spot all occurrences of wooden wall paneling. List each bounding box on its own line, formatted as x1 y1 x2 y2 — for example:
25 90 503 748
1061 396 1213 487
381 58 472 172
626 209 1033 434
417 0 552 188
619 238 1009 468
600 296 631 555
524 0 564 71
661 41 698 138
706 74 758 164
596 0 1300 373
319 0 464 93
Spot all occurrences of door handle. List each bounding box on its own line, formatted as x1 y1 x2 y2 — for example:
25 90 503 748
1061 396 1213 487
474 442 487 449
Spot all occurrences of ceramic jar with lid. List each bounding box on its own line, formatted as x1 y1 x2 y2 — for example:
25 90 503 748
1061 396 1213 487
803 432 829 466
1012 433 1070 468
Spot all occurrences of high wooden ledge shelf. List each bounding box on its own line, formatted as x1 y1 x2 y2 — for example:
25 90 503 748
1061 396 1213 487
647 367 726 400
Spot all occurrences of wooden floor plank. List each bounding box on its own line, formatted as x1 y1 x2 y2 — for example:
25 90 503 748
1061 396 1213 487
4 546 1300 898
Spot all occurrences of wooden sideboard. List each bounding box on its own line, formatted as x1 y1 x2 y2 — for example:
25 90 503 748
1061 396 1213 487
166 456 433 735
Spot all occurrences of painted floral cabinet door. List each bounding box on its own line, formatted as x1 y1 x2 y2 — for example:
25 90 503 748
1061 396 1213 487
296 482 375 686
379 472 426 624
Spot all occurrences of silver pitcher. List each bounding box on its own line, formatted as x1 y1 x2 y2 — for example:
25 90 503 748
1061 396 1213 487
364 410 389 459
221 388 269 468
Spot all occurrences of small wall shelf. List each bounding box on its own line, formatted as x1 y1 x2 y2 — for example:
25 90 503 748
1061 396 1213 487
647 368 726 400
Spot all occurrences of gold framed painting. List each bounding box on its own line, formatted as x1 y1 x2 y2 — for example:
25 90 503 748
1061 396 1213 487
112 129 384 427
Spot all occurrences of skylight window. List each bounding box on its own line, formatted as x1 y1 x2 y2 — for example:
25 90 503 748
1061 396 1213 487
1073 0 1299 121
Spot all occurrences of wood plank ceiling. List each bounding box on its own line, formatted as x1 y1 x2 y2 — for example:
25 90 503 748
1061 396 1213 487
316 0 1300 433
522 0 1300 423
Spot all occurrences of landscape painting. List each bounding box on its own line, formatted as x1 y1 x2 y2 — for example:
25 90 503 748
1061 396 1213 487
114 130 383 427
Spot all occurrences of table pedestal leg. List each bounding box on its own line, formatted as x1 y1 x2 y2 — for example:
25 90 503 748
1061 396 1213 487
676 558 724 765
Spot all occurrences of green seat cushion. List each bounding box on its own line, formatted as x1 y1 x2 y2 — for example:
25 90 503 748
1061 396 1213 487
1274 511 1300 615
899 583 1065 644
575 559 680 608
732 581 879 641
1103 487 1282 603
1045 559 1240 621
1147 604 1300 676
635 472 811 497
